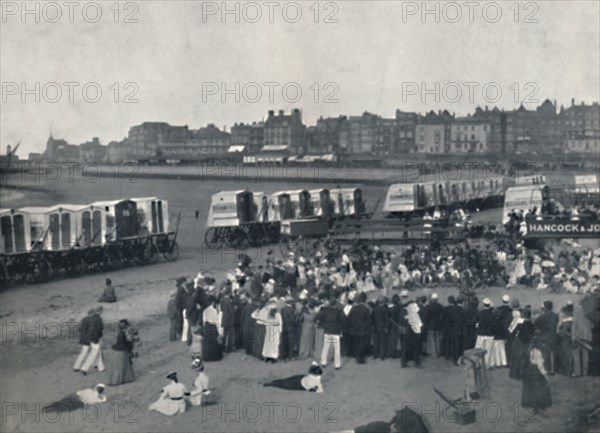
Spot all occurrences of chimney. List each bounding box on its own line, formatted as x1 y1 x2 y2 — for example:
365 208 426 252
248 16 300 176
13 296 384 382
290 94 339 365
571 98 575 107
279 110 284 116
268 110 274 118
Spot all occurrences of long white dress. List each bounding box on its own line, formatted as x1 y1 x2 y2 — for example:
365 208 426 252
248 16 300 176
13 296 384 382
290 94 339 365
189 372 210 406
262 313 282 360
149 382 187 416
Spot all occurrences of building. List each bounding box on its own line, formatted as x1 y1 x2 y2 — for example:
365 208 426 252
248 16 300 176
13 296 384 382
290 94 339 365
159 124 230 159
191 124 230 154
506 100 562 154
127 122 189 160
79 137 107 163
395 110 418 153
415 110 454 154
308 115 348 154
338 112 380 154
449 117 491 153
230 121 264 154
44 135 80 161
107 141 129 163
374 117 397 155
263 109 306 155
415 124 448 154
472 106 508 154
562 100 600 154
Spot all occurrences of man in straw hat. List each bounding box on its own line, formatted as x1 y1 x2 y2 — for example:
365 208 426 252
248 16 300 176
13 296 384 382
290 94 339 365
475 298 497 368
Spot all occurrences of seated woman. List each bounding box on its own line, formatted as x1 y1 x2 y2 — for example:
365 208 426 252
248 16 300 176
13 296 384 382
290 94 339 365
149 372 187 416
98 278 117 303
264 363 323 392
43 384 107 413
188 357 214 406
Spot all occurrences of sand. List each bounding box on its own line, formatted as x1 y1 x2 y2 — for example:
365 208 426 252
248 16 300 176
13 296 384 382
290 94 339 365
1 249 599 433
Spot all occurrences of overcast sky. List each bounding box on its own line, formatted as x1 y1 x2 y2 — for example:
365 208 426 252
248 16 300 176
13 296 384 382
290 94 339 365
1 0 599 156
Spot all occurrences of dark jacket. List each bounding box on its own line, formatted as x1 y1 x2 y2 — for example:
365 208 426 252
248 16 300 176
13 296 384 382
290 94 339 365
316 306 345 335
476 308 497 336
424 301 444 332
348 303 372 336
220 297 235 331
167 299 178 319
280 305 298 332
534 311 559 342
79 313 103 345
494 305 512 340
372 305 389 333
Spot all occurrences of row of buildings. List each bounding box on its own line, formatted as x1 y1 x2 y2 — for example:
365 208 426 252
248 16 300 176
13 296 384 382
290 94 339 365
29 99 600 163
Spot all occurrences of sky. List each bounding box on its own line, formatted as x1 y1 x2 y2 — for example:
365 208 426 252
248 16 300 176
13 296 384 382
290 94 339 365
1 0 599 156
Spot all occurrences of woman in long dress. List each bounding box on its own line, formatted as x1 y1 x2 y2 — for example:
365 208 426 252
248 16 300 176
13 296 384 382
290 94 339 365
149 372 187 416
264 363 323 392
298 302 316 359
521 332 552 414
386 295 402 359
262 306 282 363
555 305 574 376
106 319 137 386
251 301 268 359
202 297 223 362
313 301 325 361
507 311 526 380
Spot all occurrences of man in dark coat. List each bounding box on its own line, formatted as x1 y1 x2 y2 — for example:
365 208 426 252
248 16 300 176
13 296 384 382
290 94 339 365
241 298 258 355
280 297 299 360
424 293 444 357
167 291 179 341
233 293 245 350
465 297 480 350
348 292 372 364
535 300 559 374
174 277 187 336
219 291 236 352
475 298 497 349
372 297 389 360
386 295 403 358
441 296 468 363
184 283 200 345
73 306 105 374
493 294 513 367
316 295 346 369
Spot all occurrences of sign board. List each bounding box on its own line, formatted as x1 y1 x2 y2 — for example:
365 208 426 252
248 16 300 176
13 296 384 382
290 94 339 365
574 175 600 193
526 219 600 238
503 186 544 224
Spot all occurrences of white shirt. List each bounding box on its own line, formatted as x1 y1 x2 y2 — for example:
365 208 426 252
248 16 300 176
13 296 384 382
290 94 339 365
76 389 107 404
203 306 219 325
301 374 323 393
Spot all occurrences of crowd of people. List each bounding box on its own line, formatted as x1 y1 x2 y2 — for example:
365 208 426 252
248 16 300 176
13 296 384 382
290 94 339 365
158 238 599 410
60 235 599 423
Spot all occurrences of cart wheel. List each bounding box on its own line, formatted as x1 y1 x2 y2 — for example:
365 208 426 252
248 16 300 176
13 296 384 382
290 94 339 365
163 241 179 262
204 227 222 248
136 242 157 266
